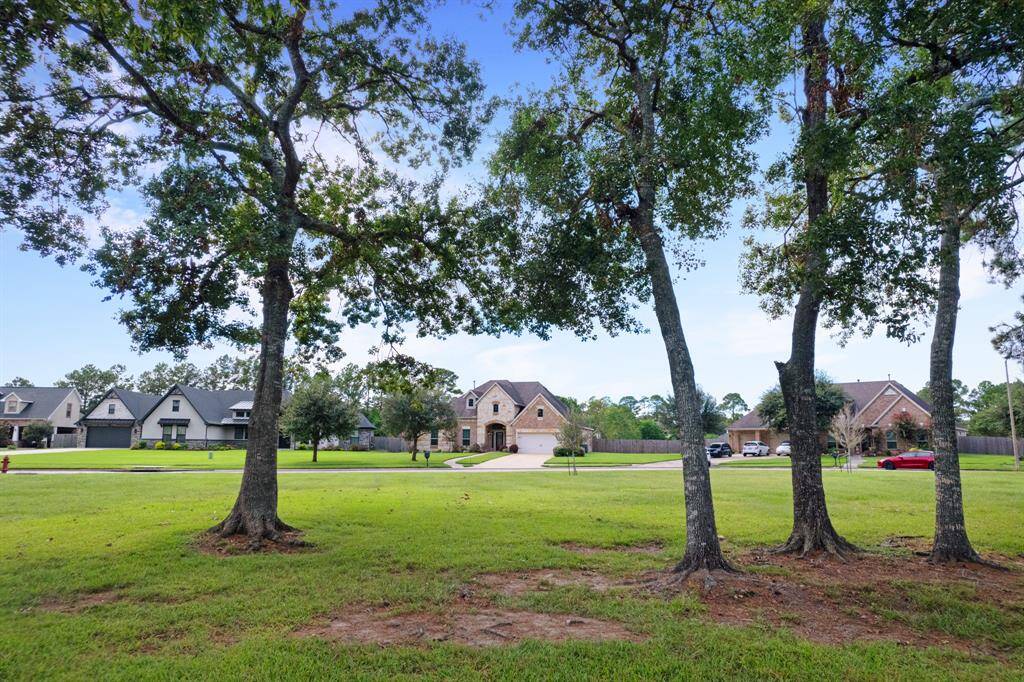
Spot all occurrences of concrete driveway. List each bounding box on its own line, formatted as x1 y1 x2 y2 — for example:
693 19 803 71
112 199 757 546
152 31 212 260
471 453 552 469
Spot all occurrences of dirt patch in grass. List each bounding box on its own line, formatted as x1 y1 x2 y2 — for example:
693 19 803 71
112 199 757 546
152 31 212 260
646 548 1023 657
468 568 639 597
558 541 665 556
36 589 121 613
298 604 643 647
194 531 313 556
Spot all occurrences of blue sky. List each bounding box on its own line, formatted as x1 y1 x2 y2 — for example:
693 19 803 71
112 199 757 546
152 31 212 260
1 1 1021 408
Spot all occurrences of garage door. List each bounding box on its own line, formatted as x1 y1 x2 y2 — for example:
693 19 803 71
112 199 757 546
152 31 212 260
516 433 558 454
86 426 132 448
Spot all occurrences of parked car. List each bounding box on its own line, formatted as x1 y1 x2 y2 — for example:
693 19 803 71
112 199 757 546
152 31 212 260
877 450 935 470
741 441 770 457
775 441 791 456
705 442 733 458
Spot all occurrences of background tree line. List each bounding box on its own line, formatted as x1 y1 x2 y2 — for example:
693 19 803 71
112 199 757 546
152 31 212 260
559 391 749 440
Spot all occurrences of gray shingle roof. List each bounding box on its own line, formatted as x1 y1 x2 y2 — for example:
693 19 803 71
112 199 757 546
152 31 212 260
0 386 77 420
357 412 375 429
454 380 571 419
107 388 161 419
727 380 932 430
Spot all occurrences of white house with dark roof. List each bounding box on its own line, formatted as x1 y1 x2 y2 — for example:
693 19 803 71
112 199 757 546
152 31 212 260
726 379 946 454
136 384 375 449
77 388 161 448
415 379 592 454
0 386 82 445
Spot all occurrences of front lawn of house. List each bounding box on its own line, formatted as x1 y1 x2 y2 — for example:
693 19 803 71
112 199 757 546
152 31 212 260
1 468 1021 679
454 452 511 467
4 448 461 470
543 452 679 467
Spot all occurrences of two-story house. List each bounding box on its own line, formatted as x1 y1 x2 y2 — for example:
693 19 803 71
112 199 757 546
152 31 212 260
0 386 82 445
416 379 592 454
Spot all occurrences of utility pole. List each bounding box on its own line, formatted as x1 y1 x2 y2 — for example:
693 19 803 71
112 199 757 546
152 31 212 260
1007 359 1020 472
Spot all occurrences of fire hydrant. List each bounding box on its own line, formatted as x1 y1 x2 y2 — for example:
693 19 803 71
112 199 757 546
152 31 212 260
1 455 9 474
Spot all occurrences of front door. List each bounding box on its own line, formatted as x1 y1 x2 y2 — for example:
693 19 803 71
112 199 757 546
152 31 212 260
492 429 505 450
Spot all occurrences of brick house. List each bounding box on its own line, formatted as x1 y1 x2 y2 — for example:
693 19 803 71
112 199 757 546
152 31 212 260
727 379 939 455
415 379 593 454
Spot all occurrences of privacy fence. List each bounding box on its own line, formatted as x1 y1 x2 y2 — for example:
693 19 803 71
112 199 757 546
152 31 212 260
373 436 411 452
958 435 1023 456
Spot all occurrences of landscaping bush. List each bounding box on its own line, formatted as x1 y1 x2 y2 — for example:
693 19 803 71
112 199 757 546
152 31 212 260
214 443 233 451
553 446 585 457
468 443 482 453
170 442 184 450
296 443 310 450
137 440 148 449
348 444 366 451
154 440 166 450
22 422 53 448
0 424 12 448
508 443 519 453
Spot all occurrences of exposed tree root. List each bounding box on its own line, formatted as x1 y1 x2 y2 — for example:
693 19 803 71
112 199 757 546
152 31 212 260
771 527 860 560
928 545 1005 570
672 552 738 580
208 511 305 551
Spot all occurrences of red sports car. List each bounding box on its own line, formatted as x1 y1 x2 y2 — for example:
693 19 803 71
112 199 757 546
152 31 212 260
877 450 935 470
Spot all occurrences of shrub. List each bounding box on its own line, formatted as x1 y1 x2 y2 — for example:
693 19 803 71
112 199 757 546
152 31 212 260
136 440 148 449
348 444 365 452
170 442 184 450
296 443 310 450
553 446 585 457
508 443 519 454
154 440 166 450
468 443 482 453
215 443 233 451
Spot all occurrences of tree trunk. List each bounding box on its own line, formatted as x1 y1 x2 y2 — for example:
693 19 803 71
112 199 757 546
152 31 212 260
774 17 857 558
637 226 733 576
209 256 297 547
312 438 318 464
929 206 981 563
410 437 418 461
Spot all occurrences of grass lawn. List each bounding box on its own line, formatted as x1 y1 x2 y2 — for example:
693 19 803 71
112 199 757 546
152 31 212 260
4 448 461 470
543 452 679 467
2 468 1021 679
455 452 511 467
718 453 1019 471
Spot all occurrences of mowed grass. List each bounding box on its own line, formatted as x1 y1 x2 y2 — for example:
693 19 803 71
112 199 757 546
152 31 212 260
1 468 1021 680
454 452 510 466
544 452 678 467
5 448 460 470
718 453 1019 471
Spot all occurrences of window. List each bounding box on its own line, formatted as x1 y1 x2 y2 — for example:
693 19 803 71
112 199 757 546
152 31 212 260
176 426 187 443
885 430 897 450
108 403 116 415
468 398 475 407
171 399 180 413
430 429 438 447
492 402 499 414
537 407 544 418
4 399 16 413
826 435 837 450
916 430 929 449
461 428 471 447
234 425 248 440
66 403 72 418
162 425 173 442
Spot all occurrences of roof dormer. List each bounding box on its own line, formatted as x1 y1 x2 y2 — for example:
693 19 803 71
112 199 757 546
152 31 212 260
3 393 25 414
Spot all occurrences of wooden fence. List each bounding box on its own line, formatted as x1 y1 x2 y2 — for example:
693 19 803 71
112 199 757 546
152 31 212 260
592 438 684 454
958 435 1023 456
50 433 78 448
373 436 411 452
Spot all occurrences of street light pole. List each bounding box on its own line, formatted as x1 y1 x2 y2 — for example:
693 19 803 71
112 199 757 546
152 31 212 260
1007 359 1020 472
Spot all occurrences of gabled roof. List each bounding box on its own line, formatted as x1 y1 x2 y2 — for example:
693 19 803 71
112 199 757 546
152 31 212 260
0 386 77 420
453 380 571 419
100 388 161 419
727 380 932 431
141 384 270 425
357 412 375 429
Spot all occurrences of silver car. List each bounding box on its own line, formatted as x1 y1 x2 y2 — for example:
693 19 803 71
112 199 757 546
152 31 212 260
776 441 791 456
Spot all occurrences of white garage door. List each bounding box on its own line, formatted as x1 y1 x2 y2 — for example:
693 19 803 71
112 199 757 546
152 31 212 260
516 433 558 454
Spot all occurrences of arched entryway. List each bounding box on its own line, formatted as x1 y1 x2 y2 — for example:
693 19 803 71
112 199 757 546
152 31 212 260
484 423 506 451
